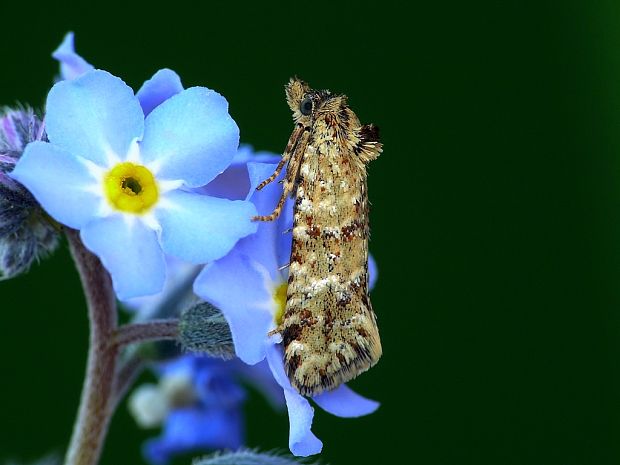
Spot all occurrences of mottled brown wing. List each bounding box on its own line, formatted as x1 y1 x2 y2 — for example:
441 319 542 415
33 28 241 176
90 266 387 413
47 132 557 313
281 136 382 396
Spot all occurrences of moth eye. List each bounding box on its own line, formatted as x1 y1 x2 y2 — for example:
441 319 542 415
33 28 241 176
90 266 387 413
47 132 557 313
300 98 313 116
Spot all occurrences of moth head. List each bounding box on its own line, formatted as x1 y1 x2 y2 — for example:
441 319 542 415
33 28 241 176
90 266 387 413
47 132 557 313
286 77 316 124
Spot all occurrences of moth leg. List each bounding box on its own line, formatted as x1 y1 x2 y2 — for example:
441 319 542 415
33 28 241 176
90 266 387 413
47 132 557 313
255 124 304 191
253 127 308 222
268 325 284 337
256 155 289 191
252 189 290 221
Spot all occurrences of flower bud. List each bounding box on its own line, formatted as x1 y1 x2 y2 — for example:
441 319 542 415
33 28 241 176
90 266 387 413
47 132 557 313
193 450 319 465
179 301 235 359
0 107 59 279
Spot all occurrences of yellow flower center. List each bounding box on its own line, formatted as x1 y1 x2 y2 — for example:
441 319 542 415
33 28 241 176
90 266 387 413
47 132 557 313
104 162 158 214
273 282 288 326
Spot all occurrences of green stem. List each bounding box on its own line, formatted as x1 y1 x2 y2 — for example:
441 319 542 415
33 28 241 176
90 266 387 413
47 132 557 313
64 229 118 465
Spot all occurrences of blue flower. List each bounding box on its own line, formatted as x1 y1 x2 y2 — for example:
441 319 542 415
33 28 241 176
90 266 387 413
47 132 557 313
121 145 282 314
194 161 379 456
11 69 256 299
129 355 284 465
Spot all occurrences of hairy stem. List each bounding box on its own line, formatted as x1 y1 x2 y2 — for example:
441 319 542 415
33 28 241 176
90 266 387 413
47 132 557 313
111 349 146 409
110 319 178 408
64 229 118 465
113 319 179 347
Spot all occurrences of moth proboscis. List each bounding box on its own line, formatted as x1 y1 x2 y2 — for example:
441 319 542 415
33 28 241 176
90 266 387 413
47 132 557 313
253 77 382 396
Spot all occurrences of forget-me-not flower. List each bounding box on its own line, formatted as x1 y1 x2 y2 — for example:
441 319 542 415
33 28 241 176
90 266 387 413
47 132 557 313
11 69 257 299
194 161 379 456
129 355 284 465
121 144 284 316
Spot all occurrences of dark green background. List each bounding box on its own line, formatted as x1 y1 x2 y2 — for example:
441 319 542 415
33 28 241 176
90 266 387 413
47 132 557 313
2 1 620 464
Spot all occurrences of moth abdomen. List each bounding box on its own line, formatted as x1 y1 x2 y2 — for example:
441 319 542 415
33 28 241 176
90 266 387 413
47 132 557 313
282 310 382 396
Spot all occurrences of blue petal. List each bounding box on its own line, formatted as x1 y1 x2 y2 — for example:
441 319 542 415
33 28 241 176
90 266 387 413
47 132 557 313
265 343 292 390
235 144 281 165
275 200 294 273
232 161 292 280
196 145 279 201
155 190 257 263
52 32 94 81
236 360 286 410
194 251 274 365
369 252 378 290
313 384 380 418
246 161 295 269
136 68 184 117
266 345 322 456
198 163 250 201
10 141 100 229
80 215 166 300
122 256 198 317
246 161 283 204
140 87 239 187
193 366 246 407
195 160 293 282
45 70 144 167
241 166 280 276
144 407 243 465
157 354 197 378
284 390 323 456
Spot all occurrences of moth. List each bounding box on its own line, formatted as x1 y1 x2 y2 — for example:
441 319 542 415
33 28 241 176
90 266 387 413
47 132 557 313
254 77 382 396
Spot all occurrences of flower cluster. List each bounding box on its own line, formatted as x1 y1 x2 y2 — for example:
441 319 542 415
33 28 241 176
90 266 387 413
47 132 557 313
2 32 381 463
